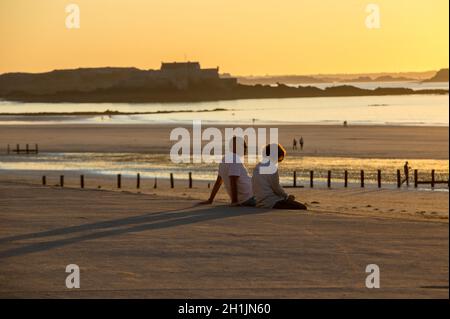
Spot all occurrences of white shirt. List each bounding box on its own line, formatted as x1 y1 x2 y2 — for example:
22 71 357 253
252 161 288 208
218 154 253 204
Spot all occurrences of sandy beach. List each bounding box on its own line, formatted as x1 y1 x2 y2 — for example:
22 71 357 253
0 170 448 223
0 124 448 159
0 123 448 298
0 181 448 298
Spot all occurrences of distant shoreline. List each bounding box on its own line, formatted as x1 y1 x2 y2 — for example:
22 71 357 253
0 108 228 116
1 85 447 103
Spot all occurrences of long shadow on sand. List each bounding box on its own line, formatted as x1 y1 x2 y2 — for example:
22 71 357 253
0 205 271 259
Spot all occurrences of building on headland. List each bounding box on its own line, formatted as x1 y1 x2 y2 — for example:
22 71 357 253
150 62 237 90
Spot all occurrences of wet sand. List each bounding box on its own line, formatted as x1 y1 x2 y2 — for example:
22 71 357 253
0 124 448 159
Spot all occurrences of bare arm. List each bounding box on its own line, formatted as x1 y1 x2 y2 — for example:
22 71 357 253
199 175 223 204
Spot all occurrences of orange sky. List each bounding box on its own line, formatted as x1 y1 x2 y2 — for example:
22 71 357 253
0 0 448 75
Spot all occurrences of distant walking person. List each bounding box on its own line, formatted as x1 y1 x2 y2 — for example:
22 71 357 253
293 138 297 150
403 161 411 186
299 136 304 151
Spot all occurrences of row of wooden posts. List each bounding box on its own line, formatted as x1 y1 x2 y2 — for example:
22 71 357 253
42 172 192 189
41 169 447 189
293 169 447 188
7 144 39 154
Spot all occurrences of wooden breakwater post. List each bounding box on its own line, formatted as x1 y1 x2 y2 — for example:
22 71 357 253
8 143 39 155
42 175 46 186
310 171 314 188
344 170 348 188
327 170 331 188
293 171 297 187
431 170 435 188
136 173 140 189
414 169 418 188
170 173 174 188
153 177 158 189
377 170 382 188
60 175 64 187
413 169 447 188
360 170 365 188
397 170 401 188
80 175 84 189
117 174 121 189
188 172 192 188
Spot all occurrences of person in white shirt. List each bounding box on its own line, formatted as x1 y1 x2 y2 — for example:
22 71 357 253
252 143 307 210
200 136 255 207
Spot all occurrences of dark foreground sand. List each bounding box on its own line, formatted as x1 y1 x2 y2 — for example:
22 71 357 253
0 182 448 298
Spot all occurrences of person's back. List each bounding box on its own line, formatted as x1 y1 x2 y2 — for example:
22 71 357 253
200 136 255 207
219 153 253 205
252 144 307 210
252 161 287 208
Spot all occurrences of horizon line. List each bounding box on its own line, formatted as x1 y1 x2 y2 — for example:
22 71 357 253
1 65 448 78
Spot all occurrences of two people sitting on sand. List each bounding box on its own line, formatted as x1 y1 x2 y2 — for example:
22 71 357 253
200 137 307 210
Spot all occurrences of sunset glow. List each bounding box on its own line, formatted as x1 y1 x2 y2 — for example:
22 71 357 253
0 0 448 75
